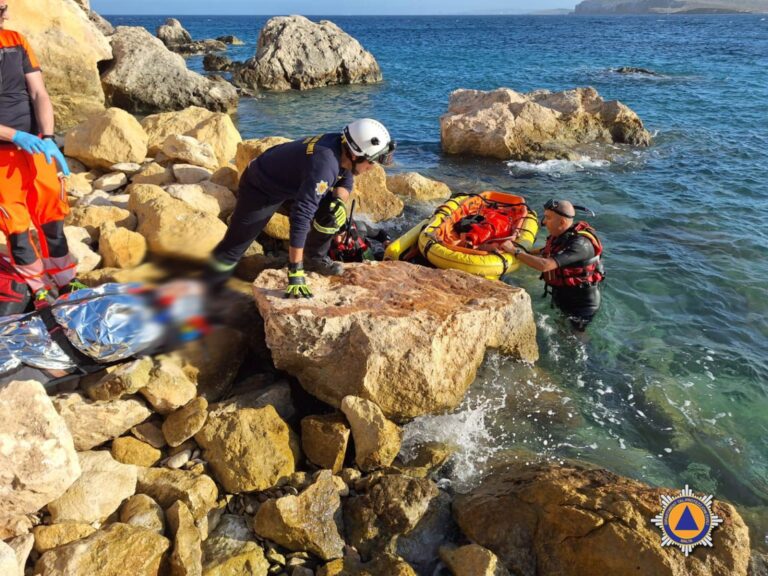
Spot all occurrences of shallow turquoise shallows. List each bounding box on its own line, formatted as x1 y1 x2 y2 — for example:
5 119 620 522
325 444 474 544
113 14 768 546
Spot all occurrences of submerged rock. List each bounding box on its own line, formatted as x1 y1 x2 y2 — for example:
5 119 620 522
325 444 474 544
441 86 651 161
252 261 538 421
232 15 381 91
453 462 751 576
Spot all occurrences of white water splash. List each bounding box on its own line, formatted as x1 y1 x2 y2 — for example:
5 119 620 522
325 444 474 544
506 156 609 177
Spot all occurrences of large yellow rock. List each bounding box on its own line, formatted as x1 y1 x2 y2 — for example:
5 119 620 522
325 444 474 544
441 87 651 161
166 501 202 576
202 515 269 576
235 137 291 174
136 468 218 522
98 221 147 268
111 436 162 467
33 524 96 554
252 261 538 421
341 396 401 472
352 164 403 222
185 113 242 167
439 544 509 576
34 523 169 576
301 414 350 473
195 405 301 493
141 106 217 154
387 172 451 201
65 108 148 170
453 462 751 576
128 184 227 261
10 0 111 130
65 205 137 242
252 471 345 560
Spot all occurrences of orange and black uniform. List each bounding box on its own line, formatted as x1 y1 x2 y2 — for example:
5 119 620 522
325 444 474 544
0 30 74 293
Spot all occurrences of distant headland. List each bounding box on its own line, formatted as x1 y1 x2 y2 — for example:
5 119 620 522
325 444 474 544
574 0 768 14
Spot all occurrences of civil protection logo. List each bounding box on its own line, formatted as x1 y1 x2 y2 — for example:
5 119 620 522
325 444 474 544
651 485 723 556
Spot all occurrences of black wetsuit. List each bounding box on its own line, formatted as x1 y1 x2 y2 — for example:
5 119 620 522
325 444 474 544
211 133 353 267
546 232 603 329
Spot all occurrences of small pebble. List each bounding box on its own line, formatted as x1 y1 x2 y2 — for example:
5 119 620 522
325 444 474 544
164 449 191 469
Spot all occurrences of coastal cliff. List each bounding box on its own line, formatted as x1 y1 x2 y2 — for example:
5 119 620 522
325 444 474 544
575 0 768 13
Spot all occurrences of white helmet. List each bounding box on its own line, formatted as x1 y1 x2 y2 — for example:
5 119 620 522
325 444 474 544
343 118 396 165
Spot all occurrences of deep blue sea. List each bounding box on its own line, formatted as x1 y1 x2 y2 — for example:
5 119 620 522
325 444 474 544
111 14 768 548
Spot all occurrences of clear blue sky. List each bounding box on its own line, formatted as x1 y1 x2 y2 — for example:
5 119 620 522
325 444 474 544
92 0 578 16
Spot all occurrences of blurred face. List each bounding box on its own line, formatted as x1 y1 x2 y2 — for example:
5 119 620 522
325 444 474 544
0 3 8 27
543 209 572 236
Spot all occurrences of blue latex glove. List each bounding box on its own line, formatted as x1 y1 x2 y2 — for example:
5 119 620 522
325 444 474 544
11 130 46 155
40 138 71 176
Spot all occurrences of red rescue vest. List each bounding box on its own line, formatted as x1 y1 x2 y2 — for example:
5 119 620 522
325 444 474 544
541 222 604 288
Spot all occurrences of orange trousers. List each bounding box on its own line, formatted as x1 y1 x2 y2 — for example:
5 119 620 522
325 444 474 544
0 146 75 292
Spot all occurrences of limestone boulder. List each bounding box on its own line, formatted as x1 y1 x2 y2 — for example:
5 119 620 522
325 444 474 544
264 213 290 240
252 261 538 421
0 540 18 576
195 405 301 493
11 0 111 129
0 381 80 538
64 108 148 170
6 534 34 576
65 171 96 197
64 228 101 273
440 545 510 576
211 165 239 192
34 523 169 576
33 524 97 554
101 26 238 114
352 164 403 221
301 414 350 473
166 501 202 576
341 396 402 471
232 16 381 91
136 468 218 522
176 327 248 402
343 474 439 559
185 113 242 167
202 515 269 576
138 357 198 415
92 171 128 192
252 470 345 560
131 162 174 186
47 451 137 524
81 357 153 402
235 136 291 174
98 221 147 269
65 205 136 241
441 87 651 161
111 436 162 467
156 18 192 48
119 494 165 534
162 396 209 448
172 164 212 184
387 172 451 201
141 106 215 153
128 184 227 261
162 135 219 170
165 182 236 219
53 392 152 451
319 555 417 576
452 462 751 576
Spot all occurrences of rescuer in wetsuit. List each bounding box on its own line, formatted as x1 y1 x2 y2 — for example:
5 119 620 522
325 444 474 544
499 199 604 330
0 2 80 309
205 118 395 298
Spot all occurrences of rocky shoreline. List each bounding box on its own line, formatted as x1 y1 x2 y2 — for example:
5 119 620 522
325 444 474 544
1 3 761 576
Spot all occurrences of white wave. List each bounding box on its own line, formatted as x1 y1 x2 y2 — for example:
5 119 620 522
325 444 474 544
506 156 609 177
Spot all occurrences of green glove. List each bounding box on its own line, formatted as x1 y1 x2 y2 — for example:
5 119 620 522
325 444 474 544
329 198 347 230
285 263 313 298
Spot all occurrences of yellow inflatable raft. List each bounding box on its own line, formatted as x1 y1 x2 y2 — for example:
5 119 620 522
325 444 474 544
385 191 538 279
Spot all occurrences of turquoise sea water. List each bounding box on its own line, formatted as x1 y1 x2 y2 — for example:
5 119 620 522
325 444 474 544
113 14 768 547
